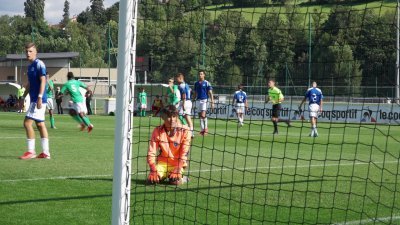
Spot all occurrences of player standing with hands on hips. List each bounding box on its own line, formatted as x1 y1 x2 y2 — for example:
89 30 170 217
193 70 214 136
266 79 291 135
19 42 51 160
298 81 323 137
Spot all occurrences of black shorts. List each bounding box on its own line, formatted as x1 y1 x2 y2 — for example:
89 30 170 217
272 104 281 118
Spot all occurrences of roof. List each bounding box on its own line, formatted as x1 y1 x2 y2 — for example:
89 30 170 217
5 52 79 61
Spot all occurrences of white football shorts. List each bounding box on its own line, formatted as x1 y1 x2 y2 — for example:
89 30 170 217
235 103 245 114
46 98 54 110
140 103 147 109
309 103 320 118
26 102 47 122
179 100 193 116
72 102 87 114
196 99 209 112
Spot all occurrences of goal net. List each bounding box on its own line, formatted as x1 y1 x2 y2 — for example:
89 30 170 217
114 0 400 224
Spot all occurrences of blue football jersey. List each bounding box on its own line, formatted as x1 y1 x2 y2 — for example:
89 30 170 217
27 58 47 103
194 80 212 100
234 90 247 103
305 87 323 105
178 82 191 100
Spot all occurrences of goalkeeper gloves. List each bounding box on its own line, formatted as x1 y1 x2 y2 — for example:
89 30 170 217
148 170 160 184
168 167 182 183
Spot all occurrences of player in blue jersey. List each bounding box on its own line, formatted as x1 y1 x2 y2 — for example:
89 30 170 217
176 73 194 138
193 70 214 136
19 42 51 160
232 84 249 127
299 81 323 137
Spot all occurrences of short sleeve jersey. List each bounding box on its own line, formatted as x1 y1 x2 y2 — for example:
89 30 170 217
305 87 323 105
178 82 191 100
194 80 212 100
167 85 180 105
234 90 247 104
46 80 54 98
60 79 87 103
268 87 284 105
138 91 147 104
27 58 47 103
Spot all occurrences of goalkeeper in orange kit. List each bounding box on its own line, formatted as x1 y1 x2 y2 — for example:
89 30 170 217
147 105 191 185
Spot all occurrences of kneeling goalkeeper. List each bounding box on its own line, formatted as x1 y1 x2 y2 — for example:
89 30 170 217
147 105 191 185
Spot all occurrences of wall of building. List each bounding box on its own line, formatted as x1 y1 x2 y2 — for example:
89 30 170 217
0 66 117 85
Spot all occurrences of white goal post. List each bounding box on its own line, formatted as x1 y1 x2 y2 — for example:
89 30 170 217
111 0 138 224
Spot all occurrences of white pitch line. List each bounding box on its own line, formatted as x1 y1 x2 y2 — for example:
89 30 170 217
332 215 400 225
183 160 400 174
1 160 398 183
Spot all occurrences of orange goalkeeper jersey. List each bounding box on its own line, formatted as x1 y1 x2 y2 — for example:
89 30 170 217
147 124 191 169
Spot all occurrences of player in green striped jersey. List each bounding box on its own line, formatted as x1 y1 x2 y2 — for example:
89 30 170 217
61 72 94 132
266 79 291 135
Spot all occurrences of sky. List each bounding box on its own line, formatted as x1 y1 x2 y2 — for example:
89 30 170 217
0 0 119 24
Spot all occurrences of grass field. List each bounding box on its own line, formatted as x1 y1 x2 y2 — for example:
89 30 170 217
0 112 399 225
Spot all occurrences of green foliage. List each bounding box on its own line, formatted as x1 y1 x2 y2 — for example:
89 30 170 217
61 0 70 27
24 0 45 22
77 7 91 25
0 1 397 93
257 13 295 80
90 0 106 25
105 2 119 22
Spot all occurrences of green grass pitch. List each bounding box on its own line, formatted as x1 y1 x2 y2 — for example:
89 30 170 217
0 112 399 225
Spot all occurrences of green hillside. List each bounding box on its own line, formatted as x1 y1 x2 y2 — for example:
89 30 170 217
206 0 397 25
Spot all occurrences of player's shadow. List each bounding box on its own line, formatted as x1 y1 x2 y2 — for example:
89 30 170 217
132 178 327 194
0 194 111 206
66 177 112 182
0 155 19 159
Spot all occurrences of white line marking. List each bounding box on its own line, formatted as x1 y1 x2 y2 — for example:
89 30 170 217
1 160 398 183
332 215 400 225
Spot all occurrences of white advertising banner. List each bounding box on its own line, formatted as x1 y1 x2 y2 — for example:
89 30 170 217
205 102 400 124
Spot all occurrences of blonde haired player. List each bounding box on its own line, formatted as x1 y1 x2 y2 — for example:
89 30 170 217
147 105 191 185
19 42 51 160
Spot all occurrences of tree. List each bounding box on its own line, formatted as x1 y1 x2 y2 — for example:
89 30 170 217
257 13 295 82
61 0 70 27
24 0 45 22
77 7 91 25
354 11 396 95
105 2 119 22
90 0 106 25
